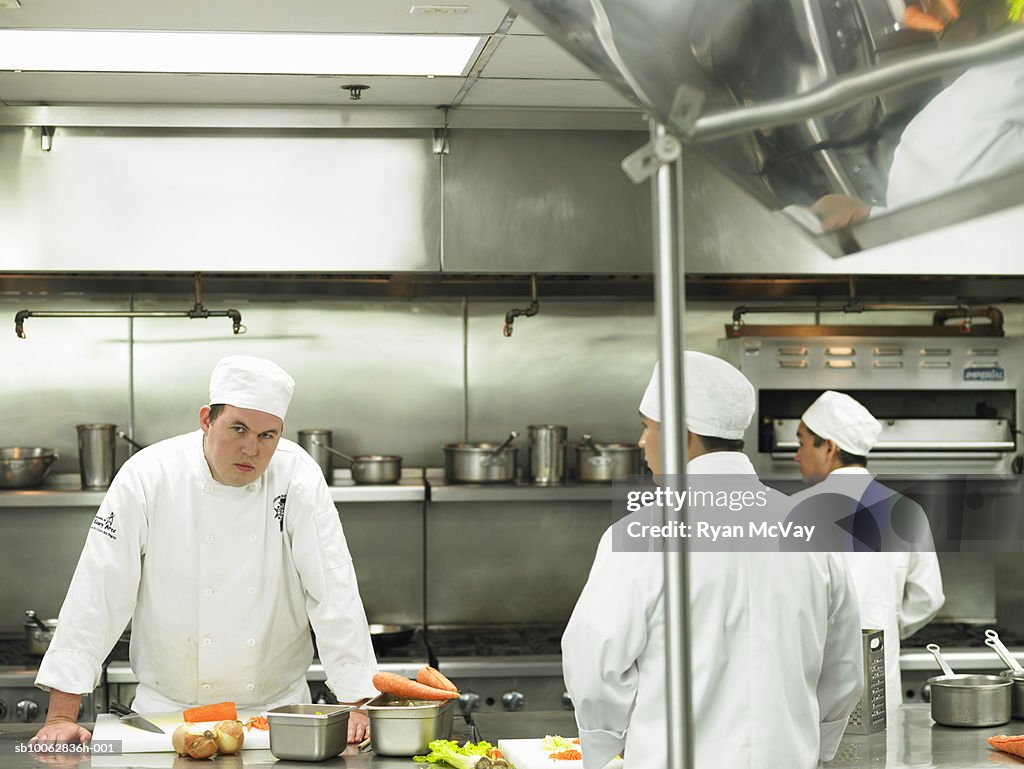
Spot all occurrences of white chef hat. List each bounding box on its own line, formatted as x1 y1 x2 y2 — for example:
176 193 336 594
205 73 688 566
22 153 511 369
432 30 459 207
639 352 755 440
801 390 882 456
208 355 295 421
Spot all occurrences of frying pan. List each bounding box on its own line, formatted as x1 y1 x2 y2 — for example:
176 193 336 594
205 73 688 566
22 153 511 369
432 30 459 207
369 624 416 652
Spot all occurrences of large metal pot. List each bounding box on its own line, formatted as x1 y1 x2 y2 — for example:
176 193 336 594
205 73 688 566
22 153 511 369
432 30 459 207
575 435 642 482
312 439 402 484
0 447 59 489
24 610 57 657
927 643 1011 727
444 432 519 484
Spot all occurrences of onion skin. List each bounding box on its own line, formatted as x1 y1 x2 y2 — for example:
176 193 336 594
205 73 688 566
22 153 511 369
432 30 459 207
214 720 245 754
172 724 190 756
184 730 218 760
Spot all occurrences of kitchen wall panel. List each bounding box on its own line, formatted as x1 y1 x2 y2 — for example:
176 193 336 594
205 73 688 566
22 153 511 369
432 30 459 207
0 127 440 272
464 300 656 447
442 129 651 274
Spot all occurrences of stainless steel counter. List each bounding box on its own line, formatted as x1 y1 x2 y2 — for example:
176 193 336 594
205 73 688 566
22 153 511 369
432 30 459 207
0 472 427 507
0 705 1019 768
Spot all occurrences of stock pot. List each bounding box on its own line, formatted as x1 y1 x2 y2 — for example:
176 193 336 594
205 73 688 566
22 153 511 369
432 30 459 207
24 610 57 656
575 435 642 482
444 432 519 483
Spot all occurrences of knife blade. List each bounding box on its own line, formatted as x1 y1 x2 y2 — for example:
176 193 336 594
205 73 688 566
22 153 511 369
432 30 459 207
108 701 166 734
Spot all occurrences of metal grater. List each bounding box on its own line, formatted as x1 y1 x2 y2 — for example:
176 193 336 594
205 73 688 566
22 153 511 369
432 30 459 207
846 628 886 734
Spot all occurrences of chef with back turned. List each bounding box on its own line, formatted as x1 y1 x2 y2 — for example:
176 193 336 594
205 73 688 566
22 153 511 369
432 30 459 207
31 355 377 746
562 352 863 769
792 390 944 713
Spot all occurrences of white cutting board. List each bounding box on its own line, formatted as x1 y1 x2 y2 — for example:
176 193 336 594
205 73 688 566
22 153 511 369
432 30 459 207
91 710 270 753
498 738 623 769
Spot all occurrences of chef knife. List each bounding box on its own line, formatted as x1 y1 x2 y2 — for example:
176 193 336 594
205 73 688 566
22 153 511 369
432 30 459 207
108 701 166 734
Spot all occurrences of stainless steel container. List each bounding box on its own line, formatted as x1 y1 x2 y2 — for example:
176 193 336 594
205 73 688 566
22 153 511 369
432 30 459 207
0 447 59 489
297 429 333 482
267 704 352 761
443 442 518 483
928 675 1012 727
365 695 455 756
527 424 567 485
575 442 642 482
998 669 1024 719
76 423 116 490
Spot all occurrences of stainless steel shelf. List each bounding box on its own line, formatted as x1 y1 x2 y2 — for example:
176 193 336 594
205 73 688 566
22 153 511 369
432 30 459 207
425 469 616 502
0 472 426 508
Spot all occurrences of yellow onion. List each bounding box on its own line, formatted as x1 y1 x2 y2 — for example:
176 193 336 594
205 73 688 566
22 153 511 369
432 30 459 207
184 730 218 760
171 724 191 756
214 719 245 754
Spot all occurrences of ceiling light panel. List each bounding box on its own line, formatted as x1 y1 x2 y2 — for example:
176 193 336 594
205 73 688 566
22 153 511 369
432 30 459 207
0 30 481 76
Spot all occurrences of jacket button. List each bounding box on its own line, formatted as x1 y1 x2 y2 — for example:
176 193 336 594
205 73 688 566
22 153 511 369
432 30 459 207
246 684 255 692
203 638 212 646
249 534 257 543
202 684 211 691
204 588 213 597
205 535 214 544
246 638 256 647
247 587 257 596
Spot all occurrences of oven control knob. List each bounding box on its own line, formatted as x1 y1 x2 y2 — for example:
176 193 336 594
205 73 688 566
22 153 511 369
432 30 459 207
0 699 7 719
501 691 525 712
16 699 39 722
458 692 480 714
562 692 574 711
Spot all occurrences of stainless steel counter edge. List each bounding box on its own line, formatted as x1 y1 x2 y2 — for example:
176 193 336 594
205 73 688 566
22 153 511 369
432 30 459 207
105 661 426 684
0 474 427 507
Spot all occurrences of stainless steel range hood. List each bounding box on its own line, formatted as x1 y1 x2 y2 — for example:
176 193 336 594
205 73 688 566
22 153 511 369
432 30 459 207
507 0 1024 262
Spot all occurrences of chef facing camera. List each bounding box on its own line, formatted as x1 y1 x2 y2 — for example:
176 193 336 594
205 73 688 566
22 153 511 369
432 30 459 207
792 390 945 715
562 352 864 769
30 355 378 747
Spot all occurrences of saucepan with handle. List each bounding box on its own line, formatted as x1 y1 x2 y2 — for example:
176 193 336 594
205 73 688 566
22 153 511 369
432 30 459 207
311 438 402 485
443 431 519 484
926 642 1011 727
986 630 1024 719
575 434 642 482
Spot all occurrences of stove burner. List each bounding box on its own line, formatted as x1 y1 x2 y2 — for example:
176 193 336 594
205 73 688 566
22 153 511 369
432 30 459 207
427 624 566 659
0 638 36 667
903 622 1024 648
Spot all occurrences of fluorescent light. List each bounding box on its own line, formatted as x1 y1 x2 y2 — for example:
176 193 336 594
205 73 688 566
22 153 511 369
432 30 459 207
0 30 480 76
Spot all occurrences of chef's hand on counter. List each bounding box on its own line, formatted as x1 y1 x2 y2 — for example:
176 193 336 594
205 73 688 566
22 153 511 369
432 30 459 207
810 193 872 232
348 709 369 743
29 690 92 745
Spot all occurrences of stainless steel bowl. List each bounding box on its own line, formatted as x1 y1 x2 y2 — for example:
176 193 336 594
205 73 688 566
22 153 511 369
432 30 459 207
0 447 59 489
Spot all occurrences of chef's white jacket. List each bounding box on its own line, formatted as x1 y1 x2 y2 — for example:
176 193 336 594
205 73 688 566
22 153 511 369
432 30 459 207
562 451 863 769
36 430 378 711
791 467 944 714
885 51 1024 209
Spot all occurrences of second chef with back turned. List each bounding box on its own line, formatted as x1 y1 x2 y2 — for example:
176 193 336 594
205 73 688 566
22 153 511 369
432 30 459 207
32 355 377 746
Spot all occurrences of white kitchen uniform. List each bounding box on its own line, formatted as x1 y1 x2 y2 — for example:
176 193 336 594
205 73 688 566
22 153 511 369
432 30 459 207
36 430 378 710
563 452 863 769
885 51 1024 209
791 467 944 714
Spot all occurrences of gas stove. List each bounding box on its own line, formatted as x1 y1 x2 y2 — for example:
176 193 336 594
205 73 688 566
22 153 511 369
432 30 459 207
427 625 570 716
0 639 101 725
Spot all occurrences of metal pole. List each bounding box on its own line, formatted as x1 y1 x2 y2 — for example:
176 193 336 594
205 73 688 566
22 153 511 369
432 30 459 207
651 119 692 769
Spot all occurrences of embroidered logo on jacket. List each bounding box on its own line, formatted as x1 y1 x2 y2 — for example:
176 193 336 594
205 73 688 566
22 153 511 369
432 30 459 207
90 511 118 540
273 494 287 531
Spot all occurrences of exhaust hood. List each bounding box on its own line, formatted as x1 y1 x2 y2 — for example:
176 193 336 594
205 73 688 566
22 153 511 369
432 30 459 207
506 0 1024 262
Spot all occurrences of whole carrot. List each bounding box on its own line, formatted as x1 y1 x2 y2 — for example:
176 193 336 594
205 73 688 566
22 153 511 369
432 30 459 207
416 666 459 693
183 701 238 723
373 672 460 700
903 6 946 31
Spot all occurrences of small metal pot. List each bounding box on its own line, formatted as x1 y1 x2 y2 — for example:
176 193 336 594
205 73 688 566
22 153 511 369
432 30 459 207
444 432 519 484
927 643 1012 727
24 611 57 657
575 435 642 482
312 439 402 484
985 632 1024 719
